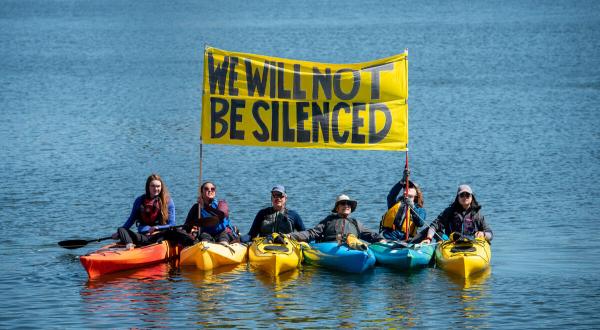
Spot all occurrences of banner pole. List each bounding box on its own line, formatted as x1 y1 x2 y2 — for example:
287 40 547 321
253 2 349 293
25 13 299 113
198 45 209 220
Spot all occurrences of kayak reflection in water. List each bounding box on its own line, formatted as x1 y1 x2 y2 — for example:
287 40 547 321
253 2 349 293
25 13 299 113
421 184 493 244
380 179 427 242
290 194 386 249
244 184 306 242
112 173 176 250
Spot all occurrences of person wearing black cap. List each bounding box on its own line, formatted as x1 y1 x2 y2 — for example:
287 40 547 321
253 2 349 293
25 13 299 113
246 185 306 241
421 184 493 244
291 194 385 247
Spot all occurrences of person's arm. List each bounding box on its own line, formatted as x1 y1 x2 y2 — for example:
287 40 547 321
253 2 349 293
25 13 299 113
423 209 447 242
291 218 325 242
155 199 176 230
288 210 306 231
356 220 384 243
386 180 404 209
247 209 265 239
121 196 141 229
475 212 493 241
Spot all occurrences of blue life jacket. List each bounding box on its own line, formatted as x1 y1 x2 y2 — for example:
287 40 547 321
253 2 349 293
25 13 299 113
200 199 230 235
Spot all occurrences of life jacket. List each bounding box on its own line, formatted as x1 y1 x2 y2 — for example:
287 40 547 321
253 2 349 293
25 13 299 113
320 215 360 242
200 199 231 235
380 201 417 237
138 196 162 226
259 208 293 236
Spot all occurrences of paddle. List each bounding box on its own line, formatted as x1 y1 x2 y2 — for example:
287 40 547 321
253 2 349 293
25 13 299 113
58 236 114 249
58 225 185 249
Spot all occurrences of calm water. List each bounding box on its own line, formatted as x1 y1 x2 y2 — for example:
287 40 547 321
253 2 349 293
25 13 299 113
1 0 599 328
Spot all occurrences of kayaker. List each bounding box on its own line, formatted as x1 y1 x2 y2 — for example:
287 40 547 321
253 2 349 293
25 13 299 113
245 185 306 241
421 184 493 244
180 181 239 245
380 179 426 241
290 194 385 248
112 173 176 250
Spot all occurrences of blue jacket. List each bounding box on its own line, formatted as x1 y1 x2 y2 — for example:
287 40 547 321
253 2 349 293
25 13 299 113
121 195 176 233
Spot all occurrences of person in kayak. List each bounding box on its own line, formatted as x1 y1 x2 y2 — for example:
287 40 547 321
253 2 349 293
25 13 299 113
112 173 176 250
380 179 426 241
290 194 385 249
421 184 493 244
245 185 306 242
179 181 239 245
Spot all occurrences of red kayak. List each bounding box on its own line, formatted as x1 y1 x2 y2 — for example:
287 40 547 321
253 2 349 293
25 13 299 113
80 241 177 279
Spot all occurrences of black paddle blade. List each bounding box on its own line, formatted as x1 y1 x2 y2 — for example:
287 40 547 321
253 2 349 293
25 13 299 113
58 240 89 249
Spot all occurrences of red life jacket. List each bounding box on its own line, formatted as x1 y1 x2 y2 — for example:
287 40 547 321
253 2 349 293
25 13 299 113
139 196 161 226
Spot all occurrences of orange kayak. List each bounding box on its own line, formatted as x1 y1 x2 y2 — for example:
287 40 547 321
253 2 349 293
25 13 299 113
80 241 177 279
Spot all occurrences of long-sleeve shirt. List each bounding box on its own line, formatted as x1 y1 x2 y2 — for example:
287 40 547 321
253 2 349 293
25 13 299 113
121 195 176 233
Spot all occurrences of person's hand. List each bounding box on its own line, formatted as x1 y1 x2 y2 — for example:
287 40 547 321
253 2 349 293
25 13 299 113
148 226 158 235
421 238 431 244
474 231 484 239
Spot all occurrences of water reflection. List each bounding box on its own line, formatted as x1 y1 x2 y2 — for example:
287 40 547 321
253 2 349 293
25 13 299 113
80 262 175 328
445 268 492 328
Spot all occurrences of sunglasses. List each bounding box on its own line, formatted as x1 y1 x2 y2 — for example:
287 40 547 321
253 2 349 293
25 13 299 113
271 192 284 198
338 201 352 207
203 187 216 192
459 192 471 198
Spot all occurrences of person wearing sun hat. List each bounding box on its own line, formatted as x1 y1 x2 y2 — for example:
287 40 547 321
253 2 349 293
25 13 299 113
421 184 493 244
246 184 306 241
291 194 385 247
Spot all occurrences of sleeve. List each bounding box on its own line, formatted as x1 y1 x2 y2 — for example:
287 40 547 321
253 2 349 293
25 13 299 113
476 212 493 241
426 208 448 239
356 220 384 243
386 180 404 209
156 199 176 230
291 218 326 242
121 196 141 229
247 209 265 239
184 203 199 228
288 210 306 231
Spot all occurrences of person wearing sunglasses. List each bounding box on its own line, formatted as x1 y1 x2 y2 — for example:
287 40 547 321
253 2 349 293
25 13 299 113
112 173 176 250
290 194 385 247
421 184 492 244
179 181 238 245
246 185 305 241
380 179 427 241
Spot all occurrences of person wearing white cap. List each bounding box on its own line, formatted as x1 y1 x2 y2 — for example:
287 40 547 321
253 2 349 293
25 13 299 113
246 185 306 240
291 194 385 246
421 184 493 243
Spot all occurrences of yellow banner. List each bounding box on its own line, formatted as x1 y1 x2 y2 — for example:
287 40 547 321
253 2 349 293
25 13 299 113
201 47 408 151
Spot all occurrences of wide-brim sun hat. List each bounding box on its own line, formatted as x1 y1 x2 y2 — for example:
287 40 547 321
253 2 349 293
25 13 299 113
332 194 357 212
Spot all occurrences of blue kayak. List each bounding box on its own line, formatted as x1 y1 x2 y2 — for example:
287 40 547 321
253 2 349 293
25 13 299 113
370 241 434 270
302 241 376 273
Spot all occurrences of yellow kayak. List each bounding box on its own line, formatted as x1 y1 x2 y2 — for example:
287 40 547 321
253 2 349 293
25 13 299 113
248 234 302 276
435 237 491 278
179 241 248 270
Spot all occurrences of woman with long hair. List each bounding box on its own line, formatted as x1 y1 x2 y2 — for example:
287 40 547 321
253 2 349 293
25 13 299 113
112 173 176 250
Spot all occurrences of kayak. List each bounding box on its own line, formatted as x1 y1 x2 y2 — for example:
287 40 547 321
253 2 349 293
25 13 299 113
435 238 491 278
248 234 302 276
179 241 248 270
302 241 376 273
370 241 434 270
80 241 176 279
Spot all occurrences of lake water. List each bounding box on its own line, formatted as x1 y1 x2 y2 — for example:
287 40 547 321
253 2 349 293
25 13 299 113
1 0 599 328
